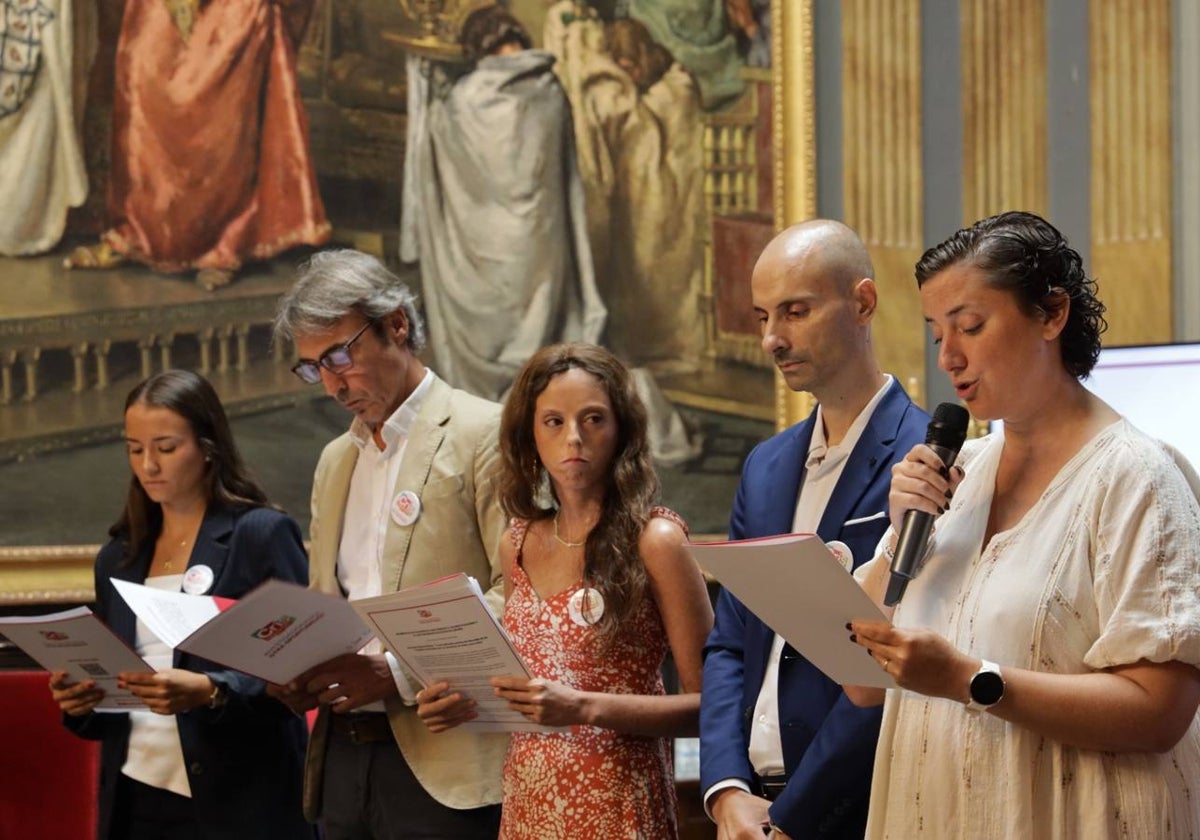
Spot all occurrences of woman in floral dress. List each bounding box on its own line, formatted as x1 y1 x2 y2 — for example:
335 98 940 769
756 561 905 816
417 342 713 839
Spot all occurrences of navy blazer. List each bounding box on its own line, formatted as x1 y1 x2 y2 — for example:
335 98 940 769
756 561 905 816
64 505 316 840
700 380 929 839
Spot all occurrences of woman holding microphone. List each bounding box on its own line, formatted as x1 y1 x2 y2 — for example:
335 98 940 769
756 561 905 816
848 211 1200 838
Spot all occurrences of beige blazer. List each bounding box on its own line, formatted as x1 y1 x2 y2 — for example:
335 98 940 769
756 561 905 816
302 374 509 818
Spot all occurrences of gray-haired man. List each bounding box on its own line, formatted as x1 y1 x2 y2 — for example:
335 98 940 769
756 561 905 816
270 249 506 839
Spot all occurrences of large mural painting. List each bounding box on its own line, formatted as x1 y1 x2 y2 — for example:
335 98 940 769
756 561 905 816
0 0 776 550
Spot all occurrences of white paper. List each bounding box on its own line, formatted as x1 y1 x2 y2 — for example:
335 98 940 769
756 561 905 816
353 574 550 732
688 534 896 689
111 579 220 650
0 607 152 711
171 580 376 685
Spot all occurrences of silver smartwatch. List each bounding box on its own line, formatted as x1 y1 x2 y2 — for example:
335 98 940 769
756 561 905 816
965 659 1005 712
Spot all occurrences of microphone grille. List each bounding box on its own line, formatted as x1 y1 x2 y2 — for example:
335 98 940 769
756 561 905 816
927 402 971 448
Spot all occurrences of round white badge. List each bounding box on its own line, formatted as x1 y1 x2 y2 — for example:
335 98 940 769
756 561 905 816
390 490 421 527
182 564 215 595
567 587 605 627
825 540 854 573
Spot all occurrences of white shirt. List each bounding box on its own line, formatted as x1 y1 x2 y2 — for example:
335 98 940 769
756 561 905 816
705 376 893 811
337 369 434 708
122 573 191 797
858 421 1200 839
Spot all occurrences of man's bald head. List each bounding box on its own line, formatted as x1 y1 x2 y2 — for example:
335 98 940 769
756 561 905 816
750 219 882 401
756 219 875 296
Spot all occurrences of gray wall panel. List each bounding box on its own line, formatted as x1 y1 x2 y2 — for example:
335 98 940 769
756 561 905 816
921 0 963 410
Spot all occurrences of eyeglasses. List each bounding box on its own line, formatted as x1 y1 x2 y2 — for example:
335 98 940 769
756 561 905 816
291 321 373 384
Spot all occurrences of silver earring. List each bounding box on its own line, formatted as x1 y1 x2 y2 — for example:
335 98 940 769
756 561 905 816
533 467 555 510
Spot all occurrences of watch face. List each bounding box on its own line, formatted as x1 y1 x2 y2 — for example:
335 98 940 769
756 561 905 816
970 670 1005 706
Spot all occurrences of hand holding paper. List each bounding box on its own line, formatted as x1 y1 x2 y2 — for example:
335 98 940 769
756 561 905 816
489 675 585 728
294 652 399 714
0 608 152 711
48 670 107 717
354 573 549 732
416 680 480 732
687 533 896 689
119 668 216 715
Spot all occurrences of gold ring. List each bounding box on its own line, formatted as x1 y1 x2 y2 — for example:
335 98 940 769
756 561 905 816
882 658 891 669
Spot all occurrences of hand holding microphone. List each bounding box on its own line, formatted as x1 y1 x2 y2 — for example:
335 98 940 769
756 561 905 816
884 403 970 607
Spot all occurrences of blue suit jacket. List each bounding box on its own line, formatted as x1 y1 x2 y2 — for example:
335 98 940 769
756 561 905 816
64 505 316 840
700 380 929 839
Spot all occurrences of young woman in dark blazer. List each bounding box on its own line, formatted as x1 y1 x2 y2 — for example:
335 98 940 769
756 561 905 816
48 370 314 840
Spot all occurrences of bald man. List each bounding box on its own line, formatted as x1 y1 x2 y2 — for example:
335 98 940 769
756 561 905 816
699 220 929 839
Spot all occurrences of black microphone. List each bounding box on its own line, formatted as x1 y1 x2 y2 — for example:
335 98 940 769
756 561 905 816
884 402 971 607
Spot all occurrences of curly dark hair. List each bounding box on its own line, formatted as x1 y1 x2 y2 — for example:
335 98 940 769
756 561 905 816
460 4 531 66
112 370 272 565
915 210 1108 379
499 343 658 644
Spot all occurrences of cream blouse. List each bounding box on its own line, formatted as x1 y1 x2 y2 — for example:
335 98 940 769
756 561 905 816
858 420 1200 839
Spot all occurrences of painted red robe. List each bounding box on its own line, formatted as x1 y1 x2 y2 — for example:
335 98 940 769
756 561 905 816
103 0 329 272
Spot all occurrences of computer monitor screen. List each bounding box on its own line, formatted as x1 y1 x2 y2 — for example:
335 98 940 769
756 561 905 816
990 342 1200 472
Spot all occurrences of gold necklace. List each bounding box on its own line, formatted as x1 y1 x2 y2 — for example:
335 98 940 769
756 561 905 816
552 510 587 548
161 535 190 571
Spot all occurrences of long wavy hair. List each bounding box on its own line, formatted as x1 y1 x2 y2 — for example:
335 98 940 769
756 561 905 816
112 370 271 565
499 343 658 643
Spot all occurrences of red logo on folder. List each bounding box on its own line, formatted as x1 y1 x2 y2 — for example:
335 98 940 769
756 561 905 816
418 609 433 618
39 631 68 641
250 615 296 642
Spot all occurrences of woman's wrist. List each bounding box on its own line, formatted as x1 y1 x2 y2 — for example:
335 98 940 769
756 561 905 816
577 689 598 727
206 676 227 710
936 654 982 704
